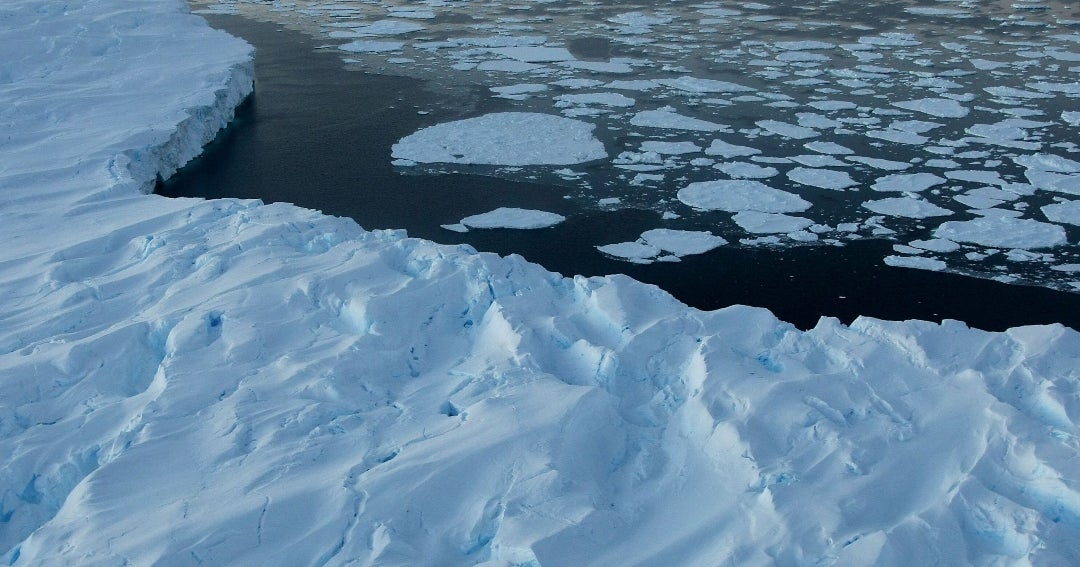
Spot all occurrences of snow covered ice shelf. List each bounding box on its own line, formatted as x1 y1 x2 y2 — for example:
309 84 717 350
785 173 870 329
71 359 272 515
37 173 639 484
2 1 1080 566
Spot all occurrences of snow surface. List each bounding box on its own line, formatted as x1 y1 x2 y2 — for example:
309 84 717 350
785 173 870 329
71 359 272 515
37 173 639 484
3 2 1080 566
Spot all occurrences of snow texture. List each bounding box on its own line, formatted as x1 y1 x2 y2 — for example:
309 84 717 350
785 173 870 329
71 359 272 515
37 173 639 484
3 2 1080 566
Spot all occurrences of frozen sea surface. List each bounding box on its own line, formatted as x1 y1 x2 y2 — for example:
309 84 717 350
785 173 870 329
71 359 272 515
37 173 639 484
189 0 1080 294
3 1 1080 565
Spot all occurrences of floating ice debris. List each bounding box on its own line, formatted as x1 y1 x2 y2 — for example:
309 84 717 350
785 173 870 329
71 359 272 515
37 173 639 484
705 139 761 158
678 180 811 213
555 92 636 107
630 107 726 131
595 241 660 262
787 167 858 190
459 207 566 229
910 238 962 253
657 76 755 93
774 40 836 51
871 173 947 192
891 97 970 118
640 229 727 255
788 154 847 168
1042 200 1080 225
490 46 575 62
491 83 548 99
935 216 1068 249
885 255 948 271
350 20 425 37
756 120 819 139
847 156 912 171
807 100 857 111
862 197 953 219
732 211 815 233
392 112 607 165
640 141 700 155
339 40 406 53
945 170 1006 186
804 141 854 155
715 162 779 179
476 59 545 73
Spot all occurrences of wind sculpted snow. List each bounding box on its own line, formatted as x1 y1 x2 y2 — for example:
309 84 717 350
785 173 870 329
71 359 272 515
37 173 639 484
1 1 1080 566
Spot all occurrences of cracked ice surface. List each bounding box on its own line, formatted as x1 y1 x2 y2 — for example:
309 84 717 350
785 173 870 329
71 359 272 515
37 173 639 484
2 1 1080 566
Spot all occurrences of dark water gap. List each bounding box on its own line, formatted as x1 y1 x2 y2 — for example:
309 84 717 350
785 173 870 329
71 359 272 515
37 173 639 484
160 14 1080 332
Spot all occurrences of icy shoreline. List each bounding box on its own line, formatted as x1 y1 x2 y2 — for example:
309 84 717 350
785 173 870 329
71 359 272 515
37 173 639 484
1 2 1079 565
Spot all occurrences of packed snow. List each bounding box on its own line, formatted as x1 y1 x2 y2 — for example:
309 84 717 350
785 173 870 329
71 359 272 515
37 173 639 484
3 2 1080 566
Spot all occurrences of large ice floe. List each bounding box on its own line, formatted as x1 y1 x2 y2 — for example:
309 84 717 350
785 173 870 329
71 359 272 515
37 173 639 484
192 0 1080 293
2 1 1080 566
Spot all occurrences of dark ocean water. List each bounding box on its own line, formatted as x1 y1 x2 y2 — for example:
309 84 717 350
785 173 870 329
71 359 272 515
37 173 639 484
160 14 1080 331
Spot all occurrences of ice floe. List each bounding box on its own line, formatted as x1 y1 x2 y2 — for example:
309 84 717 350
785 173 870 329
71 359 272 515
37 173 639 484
459 207 566 230
677 180 811 213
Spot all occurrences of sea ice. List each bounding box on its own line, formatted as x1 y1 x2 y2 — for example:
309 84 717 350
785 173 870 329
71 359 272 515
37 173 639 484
630 107 726 131
756 119 819 139
1042 200 1080 225
392 112 607 165
732 211 815 233
787 167 858 190
891 97 970 118
871 173 947 192
885 255 948 271
640 229 727 255
862 197 953 219
460 207 566 229
677 180 811 213
935 217 1068 249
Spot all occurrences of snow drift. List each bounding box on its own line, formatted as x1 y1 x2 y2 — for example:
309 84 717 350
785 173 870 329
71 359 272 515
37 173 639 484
1 1 1078 566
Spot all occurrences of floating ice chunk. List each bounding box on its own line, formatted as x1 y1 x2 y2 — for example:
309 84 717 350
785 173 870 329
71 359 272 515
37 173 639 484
640 229 727 255
460 207 566 229
984 86 1055 100
450 35 547 48
756 120 818 139
392 113 606 165
1029 81 1080 95
804 141 854 155
596 241 660 262
787 167 858 190
630 107 726 131
1063 111 1080 125
559 60 634 74
640 141 700 155
935 217 1067 249
388 7 435 19
491 83 548 98
678 180 810 213
859 33 921 47
910 238 962 253
441 223 469 232
969 58 1010 70
477 60 544 73
715 162 779 178
847 156 912 171
862 197 953 218
555 92 636 107
789 154 847 168
604 79 661 91
1042 200 1080 225
885 255 948 271
351 20 425 37
774 40 835 51
945 170 1005 186
1013 154 1080 173
891 98 970 118
551 78 605 89
871 173 946 192
906 6 969 16
866 129 928 145
808 100 857 111
733 211 814 233
490 46 575 62
340 40 406 53
657 76 755 93
705 139 761 158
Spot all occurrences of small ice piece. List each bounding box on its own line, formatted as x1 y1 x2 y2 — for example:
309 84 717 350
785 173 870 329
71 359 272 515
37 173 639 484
804 141 854 155
732 211 814 233
490 46 575 62
657 77 755 93
491 83 548 98
1013 154 1080 173
910 238 961 253
808 100 857 111
340 40 406 53
934 216 1067 249
640 141 700 155
885 255 947 271
392 112 606 165
787 167 857 190
598 197 621 206
862 197 953 218
596 241 660 262
677 180 811 212
459 207 566 229
774 40 835 51
715 162 779 179
944 170 1005 186
788 154 847 168
871 173 946 192
866 129 928 145
640 229 727 255
352 20 425 37
604 79 661 91
1042 200 1080 225
1063 111 1080 125
555 92 636 107
705 139 761 158
891 97 970 118
756 120 819 139
847 156 912 171
477 60 544 73
551 78 605 89
559 60 634 74
630 107 726 131
441 223 469 233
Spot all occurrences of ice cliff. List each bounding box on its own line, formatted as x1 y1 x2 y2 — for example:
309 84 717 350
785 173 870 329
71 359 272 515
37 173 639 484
1 1 1078 565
